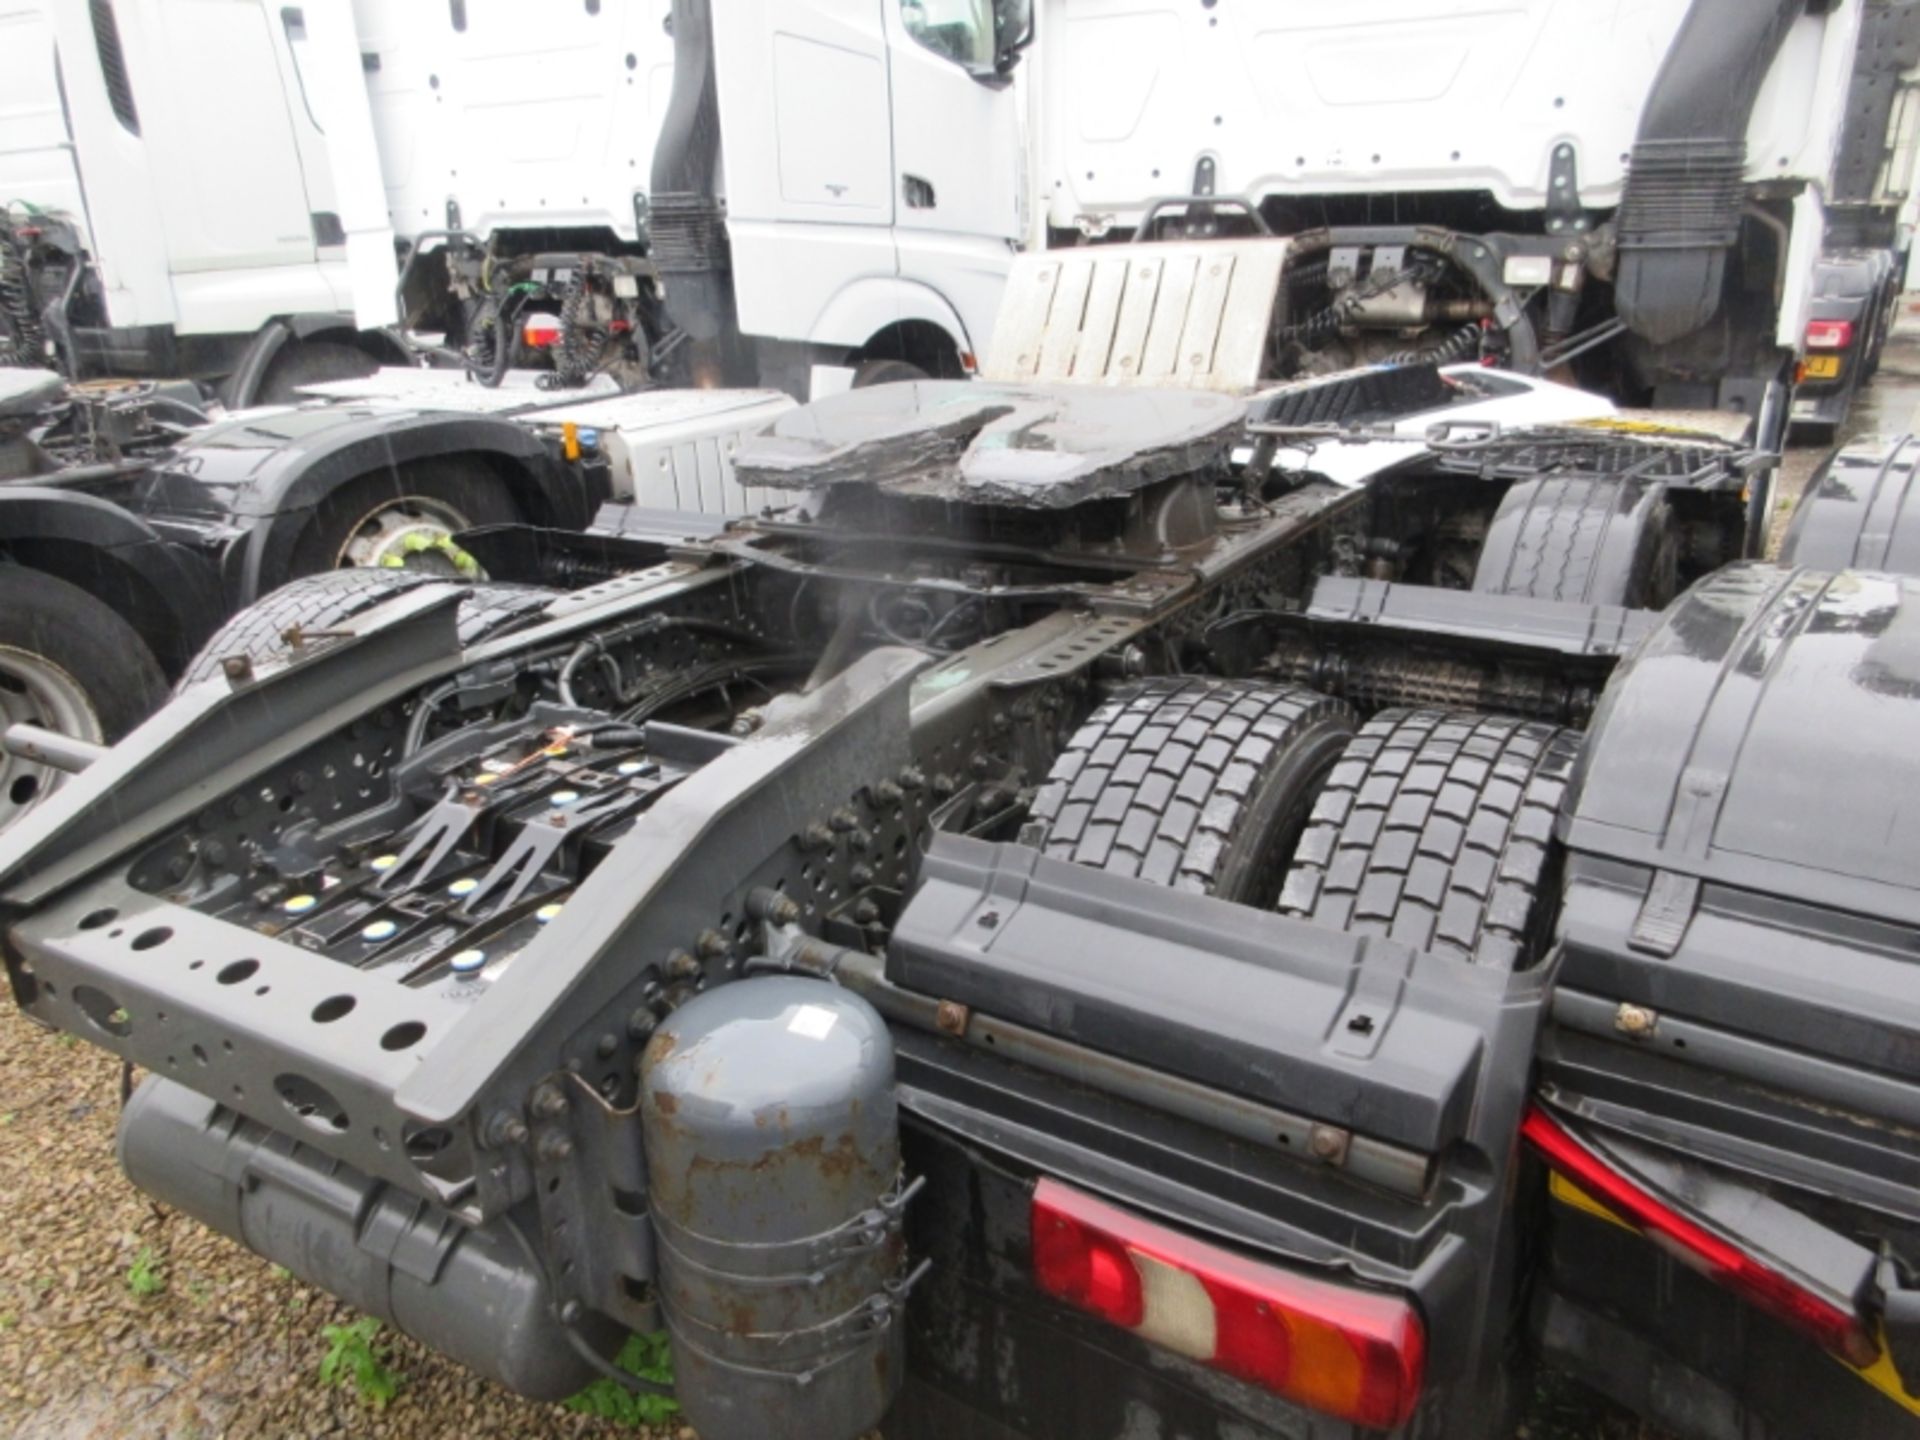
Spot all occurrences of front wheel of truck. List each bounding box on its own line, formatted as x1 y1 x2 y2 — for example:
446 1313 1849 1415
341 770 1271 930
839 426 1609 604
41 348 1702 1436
288 458 525 581
0 565 166 833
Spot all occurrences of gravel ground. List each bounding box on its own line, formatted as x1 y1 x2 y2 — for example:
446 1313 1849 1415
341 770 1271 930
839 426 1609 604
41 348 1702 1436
12 334 1920 1439
0 998 1655 1440
0 1011 678 1440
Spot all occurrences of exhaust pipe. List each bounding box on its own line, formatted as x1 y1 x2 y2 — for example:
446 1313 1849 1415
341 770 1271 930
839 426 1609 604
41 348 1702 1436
118 1077 599 1401
650 0 751 387
1612 0 1806 344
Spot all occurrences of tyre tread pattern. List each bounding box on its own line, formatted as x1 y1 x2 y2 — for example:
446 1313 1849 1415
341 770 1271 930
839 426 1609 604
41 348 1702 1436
1027 677 1350 894
1279 708 1581 969
181 571 551 687
1476 474 1622 604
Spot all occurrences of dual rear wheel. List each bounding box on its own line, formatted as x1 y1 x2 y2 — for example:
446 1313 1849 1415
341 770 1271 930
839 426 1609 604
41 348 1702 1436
1026 677 1580 969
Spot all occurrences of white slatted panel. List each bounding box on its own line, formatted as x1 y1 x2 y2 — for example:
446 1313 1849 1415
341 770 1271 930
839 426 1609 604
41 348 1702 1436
1035 258 1094 380
1137 252 1199 383
982 239 1289 392
1070 256 1130 379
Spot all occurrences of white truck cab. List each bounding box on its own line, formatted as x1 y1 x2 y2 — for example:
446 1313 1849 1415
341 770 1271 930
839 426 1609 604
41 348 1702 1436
0 0 1887 439
670 0 1867 439
0 0 399 395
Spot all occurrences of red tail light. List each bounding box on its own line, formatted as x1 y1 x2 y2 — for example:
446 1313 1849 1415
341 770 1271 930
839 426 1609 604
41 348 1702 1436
1805 319 1855 350
523 314 562 349
1522 1107 1878 1367
1031 1179 1424 1428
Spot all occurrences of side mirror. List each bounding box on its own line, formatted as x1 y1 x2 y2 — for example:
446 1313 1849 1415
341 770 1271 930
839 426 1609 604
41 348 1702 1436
994 0 1034 73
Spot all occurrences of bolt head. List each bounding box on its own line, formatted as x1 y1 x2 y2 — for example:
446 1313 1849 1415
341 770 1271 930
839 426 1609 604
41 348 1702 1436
1614 1003 1659 1037
486 1110 530 1148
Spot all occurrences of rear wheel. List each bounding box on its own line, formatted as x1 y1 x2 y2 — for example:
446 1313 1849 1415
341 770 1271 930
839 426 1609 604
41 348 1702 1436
179 569 553 689
254 339 380 405
1473 474 1679 610
1279 709 1581 969
288 458 523 581
0 567 166 832
851 359 931 388
1024 678 1355 904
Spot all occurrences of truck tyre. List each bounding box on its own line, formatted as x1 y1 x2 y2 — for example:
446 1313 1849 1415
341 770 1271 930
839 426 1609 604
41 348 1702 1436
1279 709 1581 969
178 570 554 689
288 457 524 580
1024 677 1355 904
1777 434 1920 576
255 339 380 405
1472 474 1679 609
851 359 930 388
0 566 167 831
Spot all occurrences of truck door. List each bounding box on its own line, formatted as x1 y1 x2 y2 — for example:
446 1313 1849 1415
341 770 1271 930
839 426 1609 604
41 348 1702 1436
0 3 89 230
277 2 398 328
131 0 327 331
884 0 1027 358
710 0 897 351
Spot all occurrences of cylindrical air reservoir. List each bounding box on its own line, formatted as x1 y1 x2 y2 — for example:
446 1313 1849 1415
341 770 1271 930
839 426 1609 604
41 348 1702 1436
640 976 915 1440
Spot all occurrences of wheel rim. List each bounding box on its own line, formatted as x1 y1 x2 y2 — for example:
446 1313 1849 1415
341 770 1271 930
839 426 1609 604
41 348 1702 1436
336 496 485 578
0 643 104 830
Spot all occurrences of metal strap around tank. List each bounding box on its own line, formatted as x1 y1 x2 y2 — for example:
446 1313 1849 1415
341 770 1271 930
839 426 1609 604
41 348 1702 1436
664 1258 931 1379
650 1173 925 1283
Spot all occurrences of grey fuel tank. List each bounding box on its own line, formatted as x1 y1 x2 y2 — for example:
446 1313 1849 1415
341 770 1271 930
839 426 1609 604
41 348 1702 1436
639 975 917 1440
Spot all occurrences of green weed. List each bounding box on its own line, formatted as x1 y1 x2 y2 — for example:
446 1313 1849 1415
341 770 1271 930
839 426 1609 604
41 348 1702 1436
563 1331 678 1427
126 1246 165 1298
318 1316 402 1409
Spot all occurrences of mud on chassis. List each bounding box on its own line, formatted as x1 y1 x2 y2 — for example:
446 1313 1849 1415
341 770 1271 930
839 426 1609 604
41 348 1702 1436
3 366 1919 1440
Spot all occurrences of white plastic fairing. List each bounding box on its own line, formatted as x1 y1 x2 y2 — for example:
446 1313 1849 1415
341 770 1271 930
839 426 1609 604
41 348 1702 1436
0 5 90 239
1038 0 1857 231
351 0 673 244
1257 367 1619 490
290 368 797 515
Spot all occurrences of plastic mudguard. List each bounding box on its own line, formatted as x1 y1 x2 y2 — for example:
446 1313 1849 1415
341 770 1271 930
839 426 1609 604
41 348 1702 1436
1778 434 1920 577
1303 575 1660 657
1538 561 1920 1436
882 831 1550 1438
128 407 606 608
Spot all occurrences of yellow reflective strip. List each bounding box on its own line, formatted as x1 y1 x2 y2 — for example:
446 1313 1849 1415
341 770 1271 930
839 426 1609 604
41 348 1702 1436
1567 417 1696 435
1549 1176 1920 1414
1845 1331 1920 1416
1548 1171 1636 1233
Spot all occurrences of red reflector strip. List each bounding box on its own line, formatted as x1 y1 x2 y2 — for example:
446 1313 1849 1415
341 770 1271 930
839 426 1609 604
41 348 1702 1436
1031 1179 1424 1428
1522 1106 1878 1367
1805 319 1854 350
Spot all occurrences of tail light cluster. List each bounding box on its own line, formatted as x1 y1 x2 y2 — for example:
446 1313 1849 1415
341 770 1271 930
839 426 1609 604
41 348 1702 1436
1805 318 1856 350
1030 1179 1425 1429
1522 1106 1880 1368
